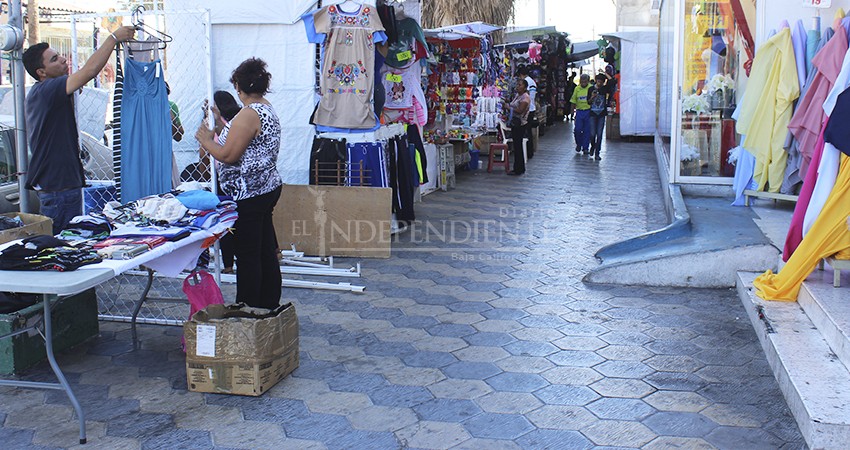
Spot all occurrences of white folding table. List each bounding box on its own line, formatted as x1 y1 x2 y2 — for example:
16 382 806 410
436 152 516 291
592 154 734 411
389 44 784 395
0 221 230 444
0 268 114 444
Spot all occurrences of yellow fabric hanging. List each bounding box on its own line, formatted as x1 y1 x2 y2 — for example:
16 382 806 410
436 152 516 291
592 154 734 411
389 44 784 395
754 154 850 301
836 8 846 20
736 28 800 192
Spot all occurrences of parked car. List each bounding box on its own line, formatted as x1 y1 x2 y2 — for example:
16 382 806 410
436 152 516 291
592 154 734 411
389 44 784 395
0 115 38 213
0 114 115 214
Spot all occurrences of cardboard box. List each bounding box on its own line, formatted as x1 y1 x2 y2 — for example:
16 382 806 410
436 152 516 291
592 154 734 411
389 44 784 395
184 303 299 396
0 213 52 245
0 288 99 375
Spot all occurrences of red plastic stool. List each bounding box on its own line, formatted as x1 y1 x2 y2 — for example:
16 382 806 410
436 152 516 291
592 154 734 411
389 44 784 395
488 143 510 173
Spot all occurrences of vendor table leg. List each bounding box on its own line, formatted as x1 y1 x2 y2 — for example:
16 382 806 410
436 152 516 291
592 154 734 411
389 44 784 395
130 268 155 349
42 294 87 444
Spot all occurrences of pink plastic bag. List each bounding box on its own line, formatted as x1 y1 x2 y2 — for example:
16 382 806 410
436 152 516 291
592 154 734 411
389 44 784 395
183 270 225 319
182 270 224 351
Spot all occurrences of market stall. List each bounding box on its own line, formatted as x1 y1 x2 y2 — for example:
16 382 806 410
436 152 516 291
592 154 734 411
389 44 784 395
601 30 658 137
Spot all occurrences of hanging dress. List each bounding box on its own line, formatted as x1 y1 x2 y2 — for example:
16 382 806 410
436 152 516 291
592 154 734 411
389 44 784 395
120 58 172 202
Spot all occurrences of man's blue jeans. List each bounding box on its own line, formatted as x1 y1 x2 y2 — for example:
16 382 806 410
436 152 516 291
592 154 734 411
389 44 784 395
574 109 591 151
589 114 606 157
38 188 82 234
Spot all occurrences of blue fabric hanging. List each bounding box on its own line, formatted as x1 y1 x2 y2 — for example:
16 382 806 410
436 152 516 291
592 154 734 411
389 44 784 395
120 58 172 202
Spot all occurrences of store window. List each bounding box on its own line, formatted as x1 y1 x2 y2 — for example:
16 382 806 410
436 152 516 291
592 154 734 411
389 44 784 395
678 0 739 179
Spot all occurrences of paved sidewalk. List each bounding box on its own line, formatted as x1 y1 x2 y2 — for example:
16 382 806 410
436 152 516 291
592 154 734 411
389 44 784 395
0 123 805 449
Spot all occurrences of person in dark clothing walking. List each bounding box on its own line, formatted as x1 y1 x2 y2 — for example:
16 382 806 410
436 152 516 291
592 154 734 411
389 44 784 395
588 72 614 161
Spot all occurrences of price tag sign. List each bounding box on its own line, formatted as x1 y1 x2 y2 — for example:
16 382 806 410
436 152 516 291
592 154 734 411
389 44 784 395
385 73 403 83
196 325 216 357
397 50 412 61
802 0 831 7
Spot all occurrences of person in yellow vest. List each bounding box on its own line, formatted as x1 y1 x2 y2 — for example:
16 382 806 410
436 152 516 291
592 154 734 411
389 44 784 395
570 74 592 154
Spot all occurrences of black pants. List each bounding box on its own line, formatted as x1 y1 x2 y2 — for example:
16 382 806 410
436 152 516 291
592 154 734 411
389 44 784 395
234 185 282 309
526 113 538 158
511 123 527 174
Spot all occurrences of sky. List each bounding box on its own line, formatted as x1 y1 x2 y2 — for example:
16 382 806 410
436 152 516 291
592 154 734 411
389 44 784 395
510 0 617 42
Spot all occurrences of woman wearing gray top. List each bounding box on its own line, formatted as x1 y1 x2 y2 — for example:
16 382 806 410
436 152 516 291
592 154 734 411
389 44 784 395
196 58 282 309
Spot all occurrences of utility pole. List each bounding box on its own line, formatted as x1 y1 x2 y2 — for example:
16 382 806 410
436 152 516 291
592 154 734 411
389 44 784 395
3 0 30 212
26 0 38 45
538 0 545 26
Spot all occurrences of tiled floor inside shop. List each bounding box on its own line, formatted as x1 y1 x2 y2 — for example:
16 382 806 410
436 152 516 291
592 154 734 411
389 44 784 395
0 123 806 449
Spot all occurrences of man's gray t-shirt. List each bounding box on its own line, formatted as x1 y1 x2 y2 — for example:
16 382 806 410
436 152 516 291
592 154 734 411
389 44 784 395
25 75 84 192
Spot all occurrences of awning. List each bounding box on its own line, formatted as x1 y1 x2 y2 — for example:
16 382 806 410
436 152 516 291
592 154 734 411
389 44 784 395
601 30 658 45
424 21 502 40
567 40 600 62
504 26 559 44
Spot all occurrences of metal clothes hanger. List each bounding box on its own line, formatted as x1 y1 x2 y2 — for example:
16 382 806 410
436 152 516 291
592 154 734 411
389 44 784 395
128 5 172 50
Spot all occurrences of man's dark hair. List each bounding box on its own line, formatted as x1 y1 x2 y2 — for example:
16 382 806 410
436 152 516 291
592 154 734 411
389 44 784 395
516 66 528 77
22 43 50 81
595 73 607 82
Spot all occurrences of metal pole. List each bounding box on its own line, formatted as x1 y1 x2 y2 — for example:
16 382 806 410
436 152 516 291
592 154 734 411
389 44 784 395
9 0 30 212
538 0 545 26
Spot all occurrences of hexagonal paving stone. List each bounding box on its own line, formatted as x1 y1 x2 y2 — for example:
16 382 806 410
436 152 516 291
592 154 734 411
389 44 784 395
580 419 655 447
389 315 440 329
367 385 433 408
495 356 555 374
643 326 698 341
586 397 655 421
552 336 607 351
645 372 707 392
326 372 389 393
643 411 718 437
644 391 711 413
590 378 655 399
595 345 653 362
427 379 493 400
519 315 569 328
511 327 565 342
426 323 477 338
442 359 504 379
605 307 652 320
705 426 786 449
700 403 768 427
485 372 548 393
347 405 418 432
599 330 652 346
692 348 754 366
413 398 483 422
503 340 559 357
463 332 517 347
645 340 703 356
644 436 715 449
401 351 458 368
475 391 543 414
540 366 604 386
481 308 527 321
462 412 535 440
644 355 704 373
453 345 511 363
594 360 654 379
516 429 593 450
558 322 609 337
525 404 597 430
547 350 605 367
534 385 600 406
396 420 472 449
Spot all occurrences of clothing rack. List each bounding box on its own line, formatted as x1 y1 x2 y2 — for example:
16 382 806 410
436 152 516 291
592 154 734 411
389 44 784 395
317 123 406 144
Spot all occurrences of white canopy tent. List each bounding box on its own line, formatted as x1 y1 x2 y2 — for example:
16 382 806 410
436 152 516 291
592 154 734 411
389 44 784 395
164 0 319 185
601 30 658 136
424 22 503 41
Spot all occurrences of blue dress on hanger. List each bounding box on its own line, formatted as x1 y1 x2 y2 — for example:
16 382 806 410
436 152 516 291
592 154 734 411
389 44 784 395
120 57 172 202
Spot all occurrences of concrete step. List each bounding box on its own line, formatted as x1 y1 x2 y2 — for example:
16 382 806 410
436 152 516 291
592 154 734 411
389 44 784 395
736 271 850 449
799 267 850 374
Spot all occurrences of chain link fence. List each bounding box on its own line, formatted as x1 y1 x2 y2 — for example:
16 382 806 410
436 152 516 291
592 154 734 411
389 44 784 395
70 9 217 326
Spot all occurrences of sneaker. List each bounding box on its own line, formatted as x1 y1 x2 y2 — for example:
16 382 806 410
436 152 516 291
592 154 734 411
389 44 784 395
582 149 589 155
575 146 581 153
595 156 602 161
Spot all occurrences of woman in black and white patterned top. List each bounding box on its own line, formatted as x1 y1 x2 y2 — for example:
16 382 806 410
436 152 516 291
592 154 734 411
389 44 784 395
196 58 282 310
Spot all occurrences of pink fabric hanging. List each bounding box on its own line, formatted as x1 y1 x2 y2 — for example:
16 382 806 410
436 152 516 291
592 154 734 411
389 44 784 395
784 118 829 261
